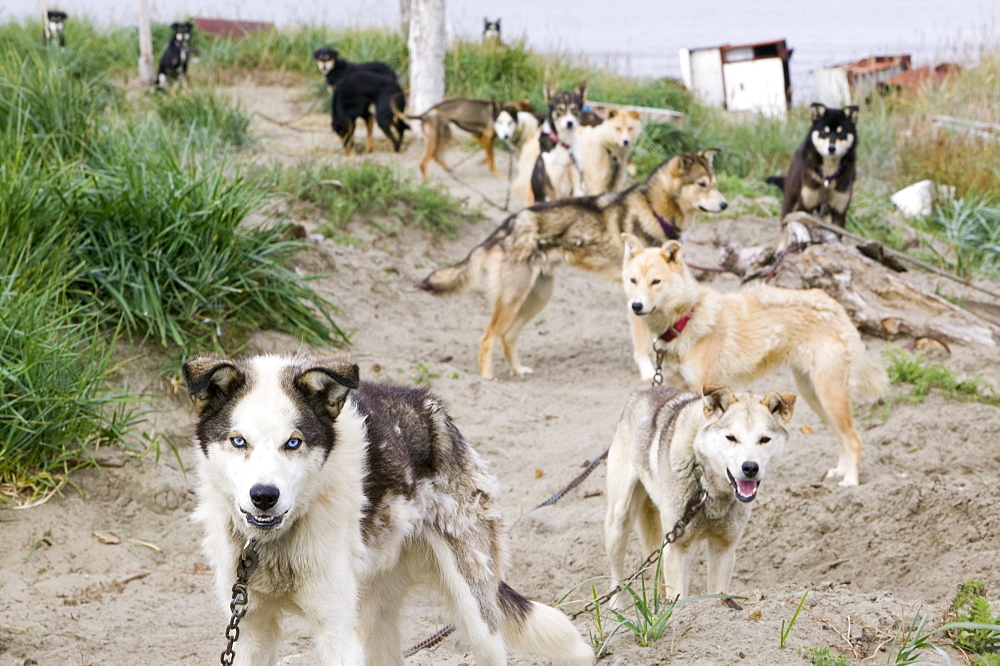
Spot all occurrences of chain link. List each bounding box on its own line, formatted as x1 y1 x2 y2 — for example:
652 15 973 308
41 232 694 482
652 348 665 387
568 487 707 620
220 539 259 666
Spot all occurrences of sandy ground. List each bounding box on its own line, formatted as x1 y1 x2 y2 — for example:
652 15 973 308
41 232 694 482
2 80 1000 666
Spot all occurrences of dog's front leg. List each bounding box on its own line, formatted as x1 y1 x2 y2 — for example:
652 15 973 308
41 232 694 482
231 606 282 666
704 538 738 597
629 315 656 381
301 571 364 665
661 542 692 601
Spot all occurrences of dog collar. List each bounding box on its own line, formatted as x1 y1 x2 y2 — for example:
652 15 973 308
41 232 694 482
815 164 843 187
654 212 681 241
659 306 695 344
548 130 571 150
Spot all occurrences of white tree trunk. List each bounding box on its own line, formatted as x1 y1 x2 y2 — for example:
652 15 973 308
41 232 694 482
137 0 154 85
400 0 411 40
406 0 446 120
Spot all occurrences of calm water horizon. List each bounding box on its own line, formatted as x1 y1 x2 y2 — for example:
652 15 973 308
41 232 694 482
7 0 1000 104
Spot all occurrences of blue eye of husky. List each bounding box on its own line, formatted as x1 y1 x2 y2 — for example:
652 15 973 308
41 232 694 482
285 437 302 450
230 436 247 448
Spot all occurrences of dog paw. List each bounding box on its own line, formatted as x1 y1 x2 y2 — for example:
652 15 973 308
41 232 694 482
513 365 534 376
838 475 859 487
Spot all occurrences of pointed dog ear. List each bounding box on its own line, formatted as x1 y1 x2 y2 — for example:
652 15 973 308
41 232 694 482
702 386 737 419
844 105 859 123
621 233 645 260
810 102 827 122
544 85 554 103
672 152 696 176
659 239 683 265
762 391 797 424
698 148 720 167
606 109 618 119
183 356 243 416
295 358 360 420
576 80 588 101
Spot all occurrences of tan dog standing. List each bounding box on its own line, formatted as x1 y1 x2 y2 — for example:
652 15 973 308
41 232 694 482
420 151 728 379
620 234 888 486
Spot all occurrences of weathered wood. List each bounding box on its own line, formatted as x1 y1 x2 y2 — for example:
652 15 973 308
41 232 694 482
764 242 999 347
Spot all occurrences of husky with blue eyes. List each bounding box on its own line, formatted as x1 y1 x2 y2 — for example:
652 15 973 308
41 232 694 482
183 353 592 666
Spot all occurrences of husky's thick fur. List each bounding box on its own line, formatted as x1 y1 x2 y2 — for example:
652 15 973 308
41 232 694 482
157 22 193 91
420 151 727 379
183 354 593 666
44 10 67 48
605 386 795 604
768 103 859 228
621 234 888 486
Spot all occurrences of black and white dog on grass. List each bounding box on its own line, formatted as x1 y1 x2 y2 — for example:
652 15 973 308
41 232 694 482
183 353 593 665
157 22 193 91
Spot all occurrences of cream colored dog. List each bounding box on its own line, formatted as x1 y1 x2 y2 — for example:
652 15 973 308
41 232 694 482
577 109 642 194
620 233 888 486
605 385 795 605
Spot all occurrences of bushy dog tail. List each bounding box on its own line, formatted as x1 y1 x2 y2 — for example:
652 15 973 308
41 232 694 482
500 584 593 665
849 343 890 402
419 240 492 295
765 174 786 191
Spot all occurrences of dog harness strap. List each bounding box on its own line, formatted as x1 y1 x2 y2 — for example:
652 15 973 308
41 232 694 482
654 212 681 241
548 130 571 150
659 306 695 344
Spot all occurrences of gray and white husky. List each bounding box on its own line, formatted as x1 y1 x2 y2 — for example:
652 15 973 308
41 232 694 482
604 386 795 606
183 353 593 666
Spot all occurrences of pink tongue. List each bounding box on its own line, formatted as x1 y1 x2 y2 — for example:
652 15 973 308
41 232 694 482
737 479 758 497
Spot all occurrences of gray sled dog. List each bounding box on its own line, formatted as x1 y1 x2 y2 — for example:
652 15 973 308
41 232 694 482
183 353 593 666
605 386 796 605
420 150 728 380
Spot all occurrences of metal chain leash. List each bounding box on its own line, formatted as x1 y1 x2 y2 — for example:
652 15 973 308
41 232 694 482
220 539 259 666
567 487 707 620
652 348 666 387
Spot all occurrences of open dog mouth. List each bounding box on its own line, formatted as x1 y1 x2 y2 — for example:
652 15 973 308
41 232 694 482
727 469 759 503
242 510 286 529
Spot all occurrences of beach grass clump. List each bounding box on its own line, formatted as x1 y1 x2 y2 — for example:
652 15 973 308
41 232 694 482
269 161 480 237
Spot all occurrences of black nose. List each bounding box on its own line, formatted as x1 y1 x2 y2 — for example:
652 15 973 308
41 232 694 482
623 138 630 146
566 119 574 128
631 301 643 313
250 484 280 511
719 201 728 210
828 145 836 155
742 461 759 478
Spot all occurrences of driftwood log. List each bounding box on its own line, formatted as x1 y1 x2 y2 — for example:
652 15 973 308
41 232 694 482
720 214 1000 350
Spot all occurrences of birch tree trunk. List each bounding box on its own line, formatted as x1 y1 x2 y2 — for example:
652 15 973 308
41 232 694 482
406 0 446 121
137 0 155 85
400 0 411 41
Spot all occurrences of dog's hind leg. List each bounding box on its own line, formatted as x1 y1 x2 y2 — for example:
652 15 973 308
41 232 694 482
365 115 375 153
794 366 862 486
426 534 507 666
499 271 553 377
479 262 544 379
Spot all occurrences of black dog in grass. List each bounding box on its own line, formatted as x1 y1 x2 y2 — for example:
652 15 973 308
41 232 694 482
157 22 193 91
312 47 398 96
44 11 68 48
331 70 409 155
767 103 859 229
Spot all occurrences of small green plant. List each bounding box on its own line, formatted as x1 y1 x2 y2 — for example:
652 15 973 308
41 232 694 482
885 348 1000 406
801 645 851 666
413 363 438 387
949 580 1000 657
888 606 1000 665
780 591 809 649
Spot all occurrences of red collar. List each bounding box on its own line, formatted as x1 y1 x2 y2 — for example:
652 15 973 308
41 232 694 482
548 130 571 150
659 307 695 343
